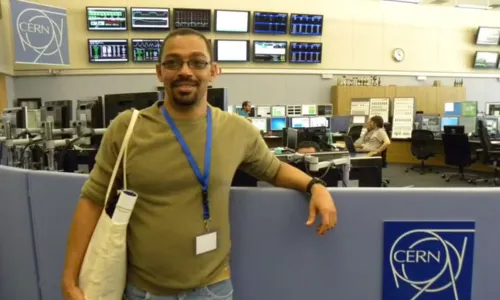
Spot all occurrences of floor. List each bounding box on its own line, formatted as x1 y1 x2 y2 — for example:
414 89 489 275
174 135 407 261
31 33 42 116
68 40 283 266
383 163 499 188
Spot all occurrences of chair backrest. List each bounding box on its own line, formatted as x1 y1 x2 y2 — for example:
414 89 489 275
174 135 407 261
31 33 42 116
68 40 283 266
348 125 363 141
441 133 471 167
383 122 392 138
381 149 388 168
410 129 436 158
477 119 492 163
343 136 357 154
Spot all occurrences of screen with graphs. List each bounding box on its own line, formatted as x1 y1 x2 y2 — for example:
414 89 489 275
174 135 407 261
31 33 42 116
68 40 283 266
131 8 169 30
253 11 288 34
253 41 287 63
88 39 129 63
87 7 127 31
289 42 322 63
173 8 211 31
290 14 323 36
132 39 162 62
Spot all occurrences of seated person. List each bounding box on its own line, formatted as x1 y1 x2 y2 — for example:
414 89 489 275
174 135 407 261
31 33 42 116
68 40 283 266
297 141 321 154
354 115 391 157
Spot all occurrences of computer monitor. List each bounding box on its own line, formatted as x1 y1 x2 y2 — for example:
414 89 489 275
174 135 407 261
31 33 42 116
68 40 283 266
486 103 500 116
250 118 268 132
485 117 499 135
271 105 286 117
291 117 310 128
330 116 350 133
270 117 287 131
444 125 465 135
309 116 329 128
351 115 366 125
440 116 459 131
459 116 477 134
301 104 317 116
104 92 160 126
26 109 41 129
317 104 333 116
207 88 228 111
286 128 298 149
41 100 73 129
421 115 440 134
256 105 271 117
461 101 477 117
444 102 462 116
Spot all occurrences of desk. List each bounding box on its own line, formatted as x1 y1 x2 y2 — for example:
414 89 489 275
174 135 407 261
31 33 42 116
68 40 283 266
387 140 497 172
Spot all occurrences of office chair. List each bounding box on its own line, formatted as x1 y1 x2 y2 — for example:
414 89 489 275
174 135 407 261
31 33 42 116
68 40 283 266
381 149 390 187
405 129 438 175
440 133 483 183
348 125 363 142
476 120 500 186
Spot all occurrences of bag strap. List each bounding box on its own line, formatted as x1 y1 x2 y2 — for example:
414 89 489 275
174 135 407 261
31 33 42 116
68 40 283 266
104 109 140 206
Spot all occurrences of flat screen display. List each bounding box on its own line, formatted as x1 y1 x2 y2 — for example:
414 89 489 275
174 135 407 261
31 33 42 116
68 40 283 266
173 8 211 31
291 117 310 128
253 41 287 63
88 39 129 63
215 10 250 33
253 11 287 34
290 14 323 36
270 118 287 131
473 51 498 68
251 118 268 132
302 104 317 116
310 117 328 128
214 40 249 62
87 7 127 31
290 42 322 63
132 39 162 62
476 27 500 46
131 7 169 30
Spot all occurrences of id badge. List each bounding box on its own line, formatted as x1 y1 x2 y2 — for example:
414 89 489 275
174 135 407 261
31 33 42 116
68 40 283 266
196 231 217 255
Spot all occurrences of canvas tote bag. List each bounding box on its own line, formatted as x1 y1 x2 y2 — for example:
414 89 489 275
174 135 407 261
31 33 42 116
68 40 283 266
78 108 140 300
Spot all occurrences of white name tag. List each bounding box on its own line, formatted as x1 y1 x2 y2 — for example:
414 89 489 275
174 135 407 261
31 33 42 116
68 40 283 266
196 231 217 255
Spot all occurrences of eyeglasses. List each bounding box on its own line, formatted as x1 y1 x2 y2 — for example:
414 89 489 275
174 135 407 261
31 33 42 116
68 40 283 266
161 59 211 70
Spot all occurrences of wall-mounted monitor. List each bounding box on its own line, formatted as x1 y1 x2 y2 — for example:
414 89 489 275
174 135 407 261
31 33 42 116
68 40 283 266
253 11 288 34
271 105 286 117
130 7 170 30
132 39 162 63
302 104 317 116
290 14 323 36
215 10 250 33
87 7 127 31
473 51 498 68
214 40 250 62
253 41 287 63
88 39 129 63
289 42 322 63
476 27 500 46
173 8 211 31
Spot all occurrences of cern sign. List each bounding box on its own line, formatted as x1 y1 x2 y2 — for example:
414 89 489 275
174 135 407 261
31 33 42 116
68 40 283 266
10 0 70 65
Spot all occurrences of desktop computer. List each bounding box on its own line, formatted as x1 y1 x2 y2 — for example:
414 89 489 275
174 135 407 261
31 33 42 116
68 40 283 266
440 116 459 132
104 92 160 126
310 116 329 128
330 116 350 133
270 117 287 132
250 118 268 132
459 116 477 134
291 117 310 128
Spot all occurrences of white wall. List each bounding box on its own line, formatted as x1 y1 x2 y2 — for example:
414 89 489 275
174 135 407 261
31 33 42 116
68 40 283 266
11 74 500 112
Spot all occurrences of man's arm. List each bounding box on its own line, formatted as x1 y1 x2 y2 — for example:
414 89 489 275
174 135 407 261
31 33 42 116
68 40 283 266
62 110 131 291
372 130 391 155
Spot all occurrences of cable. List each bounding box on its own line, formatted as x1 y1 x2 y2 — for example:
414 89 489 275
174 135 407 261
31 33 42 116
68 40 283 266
17 138 45 167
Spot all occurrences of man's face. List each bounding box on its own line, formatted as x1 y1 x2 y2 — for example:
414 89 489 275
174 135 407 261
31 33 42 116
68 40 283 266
156 35 217 107
244 103 252 112
297 147 317 154
366 120 374 131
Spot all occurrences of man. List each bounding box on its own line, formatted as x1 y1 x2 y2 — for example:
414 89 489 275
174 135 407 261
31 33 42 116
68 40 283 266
354 115 391 157
238 101 252 117
62 28 337 300
297 141 321 154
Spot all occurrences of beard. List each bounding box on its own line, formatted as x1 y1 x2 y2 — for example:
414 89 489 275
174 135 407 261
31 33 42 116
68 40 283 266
169 78 203 107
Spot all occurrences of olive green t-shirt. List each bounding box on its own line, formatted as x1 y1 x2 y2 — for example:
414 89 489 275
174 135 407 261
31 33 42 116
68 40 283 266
80 101 282 295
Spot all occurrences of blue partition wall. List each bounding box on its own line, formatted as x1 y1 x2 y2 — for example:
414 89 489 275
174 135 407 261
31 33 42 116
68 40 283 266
0 166 40 300
1 164 500 300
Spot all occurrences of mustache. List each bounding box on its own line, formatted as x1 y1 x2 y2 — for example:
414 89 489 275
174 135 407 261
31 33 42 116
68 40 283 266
171 78 200 87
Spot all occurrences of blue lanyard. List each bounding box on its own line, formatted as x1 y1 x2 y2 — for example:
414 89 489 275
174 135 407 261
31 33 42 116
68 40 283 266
161 105 212 227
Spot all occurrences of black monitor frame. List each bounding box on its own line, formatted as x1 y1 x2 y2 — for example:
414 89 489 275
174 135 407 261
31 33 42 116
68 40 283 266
86 6 128 31
130 7 170 31
214 39 250 62
88 39 129 63
289 13 324 36
214 9 251 33
173 8 212 31
252 11 288 35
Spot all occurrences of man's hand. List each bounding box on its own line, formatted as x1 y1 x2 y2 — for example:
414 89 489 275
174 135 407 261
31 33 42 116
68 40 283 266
62 282 86 300
367 151 378 157
354 144 363 149
306 185 337 236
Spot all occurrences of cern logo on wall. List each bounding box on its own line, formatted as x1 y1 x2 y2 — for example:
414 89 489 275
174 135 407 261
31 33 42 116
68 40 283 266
10 0 70 65
382 221 475 300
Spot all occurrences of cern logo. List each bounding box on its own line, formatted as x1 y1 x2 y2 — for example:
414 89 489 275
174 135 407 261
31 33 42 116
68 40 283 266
11 0 69 65
383 222 475 300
